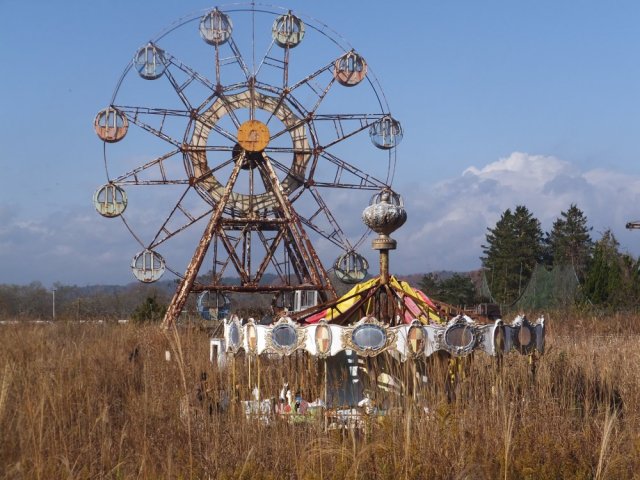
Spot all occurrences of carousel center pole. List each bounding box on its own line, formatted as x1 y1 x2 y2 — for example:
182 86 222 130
363 189 406 320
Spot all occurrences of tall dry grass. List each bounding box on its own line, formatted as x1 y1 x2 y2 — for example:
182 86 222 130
1 311 639 479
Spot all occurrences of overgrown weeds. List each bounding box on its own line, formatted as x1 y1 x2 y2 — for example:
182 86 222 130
1 313 639 479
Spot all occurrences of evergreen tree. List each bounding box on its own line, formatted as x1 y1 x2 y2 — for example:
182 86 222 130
547 204 592 280
437 274 477 306
481 205 544 305
419 273 439 295
582 230 640 309
583 230 621 307
131 295 167 323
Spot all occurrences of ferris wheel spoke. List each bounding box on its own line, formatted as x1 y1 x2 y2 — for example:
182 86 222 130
266 108 382 148
264 146 312 155
203 155 235 175
148 186 213 249
254 80 298 125
214 91 243 129
266 156 306 185
267 114 311 143
253 34 297 89
193 104 240 143
206 29 252 86
313 113 388 121
199 145 235 153
314 151 390 190
287 62 338 118
306 186 353 250
259 59 337 127
111 149 184 184
249 76 257 121
307 77 337 119
253 35 279 79
114 105 192 117
352 229 373 251
163 68 194 110
163 53 216 92
250 80 308 118
193 90 219 115
226 36 252 80
288 60 334 93
114 106 186 148
263 67 337 128
297 214 349 250
313 113 386 150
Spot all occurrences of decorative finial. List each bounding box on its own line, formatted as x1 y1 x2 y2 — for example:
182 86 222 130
361 189 406 283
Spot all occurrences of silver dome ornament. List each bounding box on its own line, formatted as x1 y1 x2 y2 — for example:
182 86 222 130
362 190 407 285
362 190 407 251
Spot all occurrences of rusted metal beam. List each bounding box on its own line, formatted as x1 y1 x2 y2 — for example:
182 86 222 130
253 229 286 283
259 157 337 301
162 157 243 328
217 228 251 284
220 218 287 225
190 284 325 293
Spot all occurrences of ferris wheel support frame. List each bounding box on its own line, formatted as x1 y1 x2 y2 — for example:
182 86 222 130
162 148 337 327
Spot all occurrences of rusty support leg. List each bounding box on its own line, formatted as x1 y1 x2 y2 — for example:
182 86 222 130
162 159 243 328
260 158 337 300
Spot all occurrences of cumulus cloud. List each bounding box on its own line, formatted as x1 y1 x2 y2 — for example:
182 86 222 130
392 151 640 274
2 151 640 285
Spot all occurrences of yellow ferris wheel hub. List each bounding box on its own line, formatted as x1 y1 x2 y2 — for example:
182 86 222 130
237 119 270 152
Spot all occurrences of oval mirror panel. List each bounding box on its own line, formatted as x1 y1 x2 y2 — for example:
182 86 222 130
445 325 474 349
272 324 297 348
352 324 386 351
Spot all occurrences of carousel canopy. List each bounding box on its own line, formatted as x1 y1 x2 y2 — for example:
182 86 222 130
301 275 443 326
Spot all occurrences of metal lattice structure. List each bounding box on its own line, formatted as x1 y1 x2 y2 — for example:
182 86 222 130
94 5 403 326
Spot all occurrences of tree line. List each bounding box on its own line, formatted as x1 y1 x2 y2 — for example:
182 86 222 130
0 281 175 321
420 203 640 310
3 204 639 320
0 279 272 322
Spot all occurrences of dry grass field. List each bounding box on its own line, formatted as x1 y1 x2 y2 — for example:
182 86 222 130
1 312 639 479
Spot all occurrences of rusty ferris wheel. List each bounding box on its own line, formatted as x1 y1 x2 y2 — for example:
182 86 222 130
93 4 403 325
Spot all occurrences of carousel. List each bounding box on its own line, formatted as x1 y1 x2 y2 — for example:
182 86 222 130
217 189 545 424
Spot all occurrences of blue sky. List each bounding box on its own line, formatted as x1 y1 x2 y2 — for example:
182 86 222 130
0 0 639 285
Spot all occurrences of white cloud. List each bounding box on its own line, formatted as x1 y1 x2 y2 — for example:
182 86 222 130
392 151 640 274
463 151 572 189
2 151 640 285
